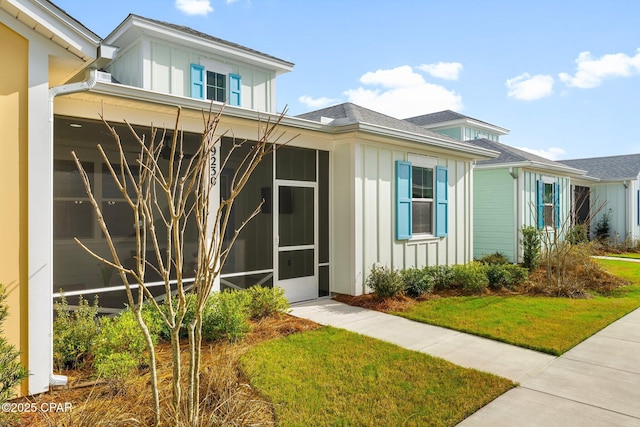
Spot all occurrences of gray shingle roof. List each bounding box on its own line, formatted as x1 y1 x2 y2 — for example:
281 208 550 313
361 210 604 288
297 103 484 150
404 110 508 133
126 14 294 67
404 110 468 126
560 154 640 181
470 138 581 172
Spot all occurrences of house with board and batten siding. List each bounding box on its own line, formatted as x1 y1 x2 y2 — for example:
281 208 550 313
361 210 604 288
1 1 497 396
406 111 590 263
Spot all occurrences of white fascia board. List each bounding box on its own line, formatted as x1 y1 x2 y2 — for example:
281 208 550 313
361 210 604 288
2 0 100 60
332 122 500 160
86 81 329 132
475 161 588 177
424 118 510 136
105 16 294 75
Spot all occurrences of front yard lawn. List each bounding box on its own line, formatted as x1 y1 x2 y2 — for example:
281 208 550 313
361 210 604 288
241 327 514 426
605 252 640 260
392 259 640 355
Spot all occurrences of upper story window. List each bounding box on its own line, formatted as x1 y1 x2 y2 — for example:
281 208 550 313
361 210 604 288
190 62 241 106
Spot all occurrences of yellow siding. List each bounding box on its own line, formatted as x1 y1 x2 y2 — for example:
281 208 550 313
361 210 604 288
0 23 29 394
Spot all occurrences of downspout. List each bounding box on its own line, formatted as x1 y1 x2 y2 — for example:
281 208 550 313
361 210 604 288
509 167 518 263
47 43 116 387
47 69 101 387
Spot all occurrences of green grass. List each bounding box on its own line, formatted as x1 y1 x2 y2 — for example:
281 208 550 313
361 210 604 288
392 259 640 356
241 327 514 426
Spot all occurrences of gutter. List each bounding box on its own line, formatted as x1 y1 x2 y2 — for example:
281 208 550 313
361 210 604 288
47 46 117 387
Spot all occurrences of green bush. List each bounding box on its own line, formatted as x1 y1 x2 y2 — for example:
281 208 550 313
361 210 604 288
401 268 434 297
92 307 161 386
485 264 529 290
477 252 510 265
567 224 589 245
202 290 251 342
0 284 28 422
246 286 290 319
365 265 404 298
425 265 455 291
53 293 100 370
521 226 541 270
451 263 489 293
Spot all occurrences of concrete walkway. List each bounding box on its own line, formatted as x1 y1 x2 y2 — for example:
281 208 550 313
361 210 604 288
290 299 640 426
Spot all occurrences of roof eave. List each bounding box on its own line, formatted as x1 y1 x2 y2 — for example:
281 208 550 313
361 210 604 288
476 160 587 176
104 15 294 74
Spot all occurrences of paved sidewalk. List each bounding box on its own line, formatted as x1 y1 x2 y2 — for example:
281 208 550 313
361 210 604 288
290 299 640 426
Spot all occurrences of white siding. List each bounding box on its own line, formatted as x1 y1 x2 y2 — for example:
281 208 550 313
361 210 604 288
591 182 630 241
345 142 474 296
107 37 277 112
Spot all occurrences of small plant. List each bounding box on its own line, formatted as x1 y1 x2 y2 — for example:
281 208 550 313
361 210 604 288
477 252 510 265
485 264 528 290
53 293 100 370
246 286 290 319
365 265 404 298
594 209 612 241
567 223 589 245
0 284 28 424
425 265 455 291
401 268 434 297
98 263 115 286
92 307 161 391
521 226 541 270
202 290 251 342
451 263 489 293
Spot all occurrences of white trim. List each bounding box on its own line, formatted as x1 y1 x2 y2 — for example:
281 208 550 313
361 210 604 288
200 59 232 76
408 153 438 169
220 269 273 279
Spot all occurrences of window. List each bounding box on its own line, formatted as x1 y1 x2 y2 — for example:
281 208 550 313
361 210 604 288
537 180 560 229
190 63 241 106
395 158 448 240
412 166 434 234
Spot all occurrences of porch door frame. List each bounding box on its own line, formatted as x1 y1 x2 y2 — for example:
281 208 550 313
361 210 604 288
273 178 319 303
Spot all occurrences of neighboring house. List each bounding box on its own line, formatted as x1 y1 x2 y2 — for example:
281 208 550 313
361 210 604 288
406 111 588 263
1 1 496 395
560 154 640 242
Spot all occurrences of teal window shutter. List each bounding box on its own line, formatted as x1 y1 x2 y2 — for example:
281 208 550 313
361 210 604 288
536 180 544 229
190 64 204 99
395 160 412 240
435 166 448 237
553 182 561 229
229 73 241 106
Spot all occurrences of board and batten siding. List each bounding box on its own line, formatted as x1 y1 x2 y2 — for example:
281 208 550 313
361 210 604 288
473 168 516 261
590 182 632 240
106 38 276 112
331 141 474 296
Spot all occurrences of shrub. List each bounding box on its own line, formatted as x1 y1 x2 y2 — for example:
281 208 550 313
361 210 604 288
202 290 251 342
401 268 434 297
451 263 489 293
0 284 28 423
521 226 541 270
246 286 290 319
567 223 589 245
92 307 161 388
477 252 510 265
594 209 612 241
425 265 455 291
53 293 100 370
485 264 529 290
365 265 404 298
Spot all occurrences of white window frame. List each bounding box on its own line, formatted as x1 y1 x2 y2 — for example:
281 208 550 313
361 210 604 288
408 154 438 238
200 60 232 102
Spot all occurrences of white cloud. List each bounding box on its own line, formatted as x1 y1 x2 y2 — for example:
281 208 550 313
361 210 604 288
343 66 463 118
298 95 339 109
175 0 213 16
559 49 640 88
505 73 554 101
417 62 463 80
516 146 566 161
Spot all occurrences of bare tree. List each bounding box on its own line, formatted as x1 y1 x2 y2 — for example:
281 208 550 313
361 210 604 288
72 104 294 425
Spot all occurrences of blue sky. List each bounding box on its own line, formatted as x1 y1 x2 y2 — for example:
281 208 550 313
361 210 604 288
54 0 640 160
